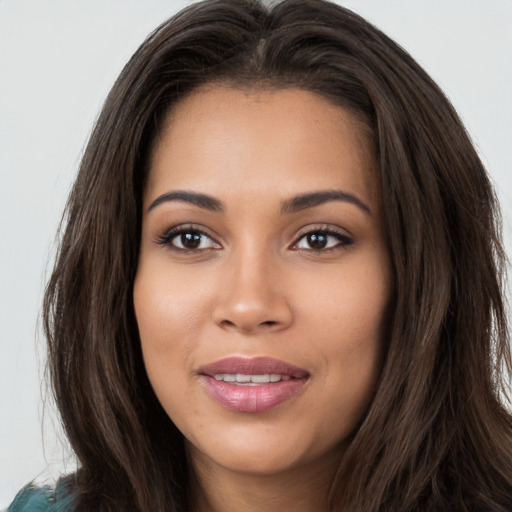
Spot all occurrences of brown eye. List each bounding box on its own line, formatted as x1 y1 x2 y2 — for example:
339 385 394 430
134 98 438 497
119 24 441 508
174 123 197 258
170 230 219 250
156 227 221 251
178 232 202 249
294 230 353 251
306 232 328 249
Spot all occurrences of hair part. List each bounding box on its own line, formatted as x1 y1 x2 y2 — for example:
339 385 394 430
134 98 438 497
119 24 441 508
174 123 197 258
44 0 511 510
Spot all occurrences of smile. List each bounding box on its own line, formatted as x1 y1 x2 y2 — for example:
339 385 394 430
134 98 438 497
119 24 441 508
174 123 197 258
213 373 292 384
200 357 309 413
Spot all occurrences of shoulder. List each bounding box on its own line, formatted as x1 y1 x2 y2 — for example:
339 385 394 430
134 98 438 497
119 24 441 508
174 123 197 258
6 481 76 512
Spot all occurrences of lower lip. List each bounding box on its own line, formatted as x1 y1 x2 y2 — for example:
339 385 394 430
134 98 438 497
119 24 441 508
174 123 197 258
202 376 308 413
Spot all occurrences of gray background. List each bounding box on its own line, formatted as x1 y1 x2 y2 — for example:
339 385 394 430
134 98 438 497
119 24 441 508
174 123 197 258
1 0 511 504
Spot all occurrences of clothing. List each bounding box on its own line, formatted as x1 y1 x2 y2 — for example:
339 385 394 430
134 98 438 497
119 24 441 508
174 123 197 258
6 482 75 512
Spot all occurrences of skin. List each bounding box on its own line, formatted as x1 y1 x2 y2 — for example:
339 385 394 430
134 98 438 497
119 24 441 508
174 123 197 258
134 86 393 512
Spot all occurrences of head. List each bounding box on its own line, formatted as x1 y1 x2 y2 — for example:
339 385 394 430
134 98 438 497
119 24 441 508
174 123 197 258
44 0 510 510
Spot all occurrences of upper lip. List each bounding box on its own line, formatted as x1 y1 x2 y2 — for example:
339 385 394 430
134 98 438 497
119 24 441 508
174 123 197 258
199 357 310 378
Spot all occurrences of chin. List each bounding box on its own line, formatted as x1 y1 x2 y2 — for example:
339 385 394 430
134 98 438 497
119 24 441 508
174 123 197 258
184 420 346 478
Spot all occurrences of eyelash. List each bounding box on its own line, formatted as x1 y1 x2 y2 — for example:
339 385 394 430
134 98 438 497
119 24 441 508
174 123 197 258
155 225 220 252
155 224 353 253
291 226 354 252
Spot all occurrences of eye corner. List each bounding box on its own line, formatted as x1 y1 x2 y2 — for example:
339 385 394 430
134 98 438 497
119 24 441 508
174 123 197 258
291 227 354 252
154 224 222 253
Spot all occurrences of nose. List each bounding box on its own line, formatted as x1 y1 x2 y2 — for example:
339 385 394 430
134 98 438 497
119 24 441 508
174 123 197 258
212 249 293 335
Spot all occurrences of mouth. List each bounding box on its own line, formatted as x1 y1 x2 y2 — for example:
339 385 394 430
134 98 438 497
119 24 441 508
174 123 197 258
212 373 292 384
199 357 310 413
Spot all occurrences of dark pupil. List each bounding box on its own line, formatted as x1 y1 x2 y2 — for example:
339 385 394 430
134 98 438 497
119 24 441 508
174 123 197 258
181 232 201 249
307 232 327 249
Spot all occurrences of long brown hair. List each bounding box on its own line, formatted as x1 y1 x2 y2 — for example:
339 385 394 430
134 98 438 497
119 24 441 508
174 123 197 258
43 0 512 510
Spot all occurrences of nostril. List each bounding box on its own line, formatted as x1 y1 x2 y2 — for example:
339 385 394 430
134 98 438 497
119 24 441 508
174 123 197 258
218 318 279 332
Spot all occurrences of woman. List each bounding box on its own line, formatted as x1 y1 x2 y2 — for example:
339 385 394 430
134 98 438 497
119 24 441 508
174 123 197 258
8 0 511 510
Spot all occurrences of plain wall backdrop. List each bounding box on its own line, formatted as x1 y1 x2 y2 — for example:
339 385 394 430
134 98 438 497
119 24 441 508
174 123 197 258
1 0 511 505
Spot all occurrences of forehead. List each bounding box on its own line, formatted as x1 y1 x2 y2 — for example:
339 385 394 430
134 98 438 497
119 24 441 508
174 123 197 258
146 86 379 208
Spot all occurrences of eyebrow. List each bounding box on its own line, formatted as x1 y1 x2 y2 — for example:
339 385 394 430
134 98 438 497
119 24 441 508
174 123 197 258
148 191 224 213
280 190 371 215
147 189 371 215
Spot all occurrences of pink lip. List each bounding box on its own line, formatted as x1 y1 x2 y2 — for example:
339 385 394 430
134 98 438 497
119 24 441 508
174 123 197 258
199 357 309 413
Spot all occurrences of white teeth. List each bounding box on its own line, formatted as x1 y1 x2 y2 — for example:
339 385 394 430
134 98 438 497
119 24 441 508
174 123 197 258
212 373 291 384
250 374 270 383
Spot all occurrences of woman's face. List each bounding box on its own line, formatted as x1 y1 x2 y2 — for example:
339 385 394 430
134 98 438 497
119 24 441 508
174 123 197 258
134 86 392 479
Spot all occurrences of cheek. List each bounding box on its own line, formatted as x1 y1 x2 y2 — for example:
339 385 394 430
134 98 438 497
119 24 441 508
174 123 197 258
134 261 209 340
297 254 390 402
133 271 198 432
133 264 208 384
297 256 390 346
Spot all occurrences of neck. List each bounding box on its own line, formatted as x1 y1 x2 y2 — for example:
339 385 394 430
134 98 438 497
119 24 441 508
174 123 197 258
188 445 342 512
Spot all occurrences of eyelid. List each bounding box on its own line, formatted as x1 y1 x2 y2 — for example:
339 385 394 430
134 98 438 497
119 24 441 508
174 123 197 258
290 225 354 251
154 223 222 250
153 223 352 253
